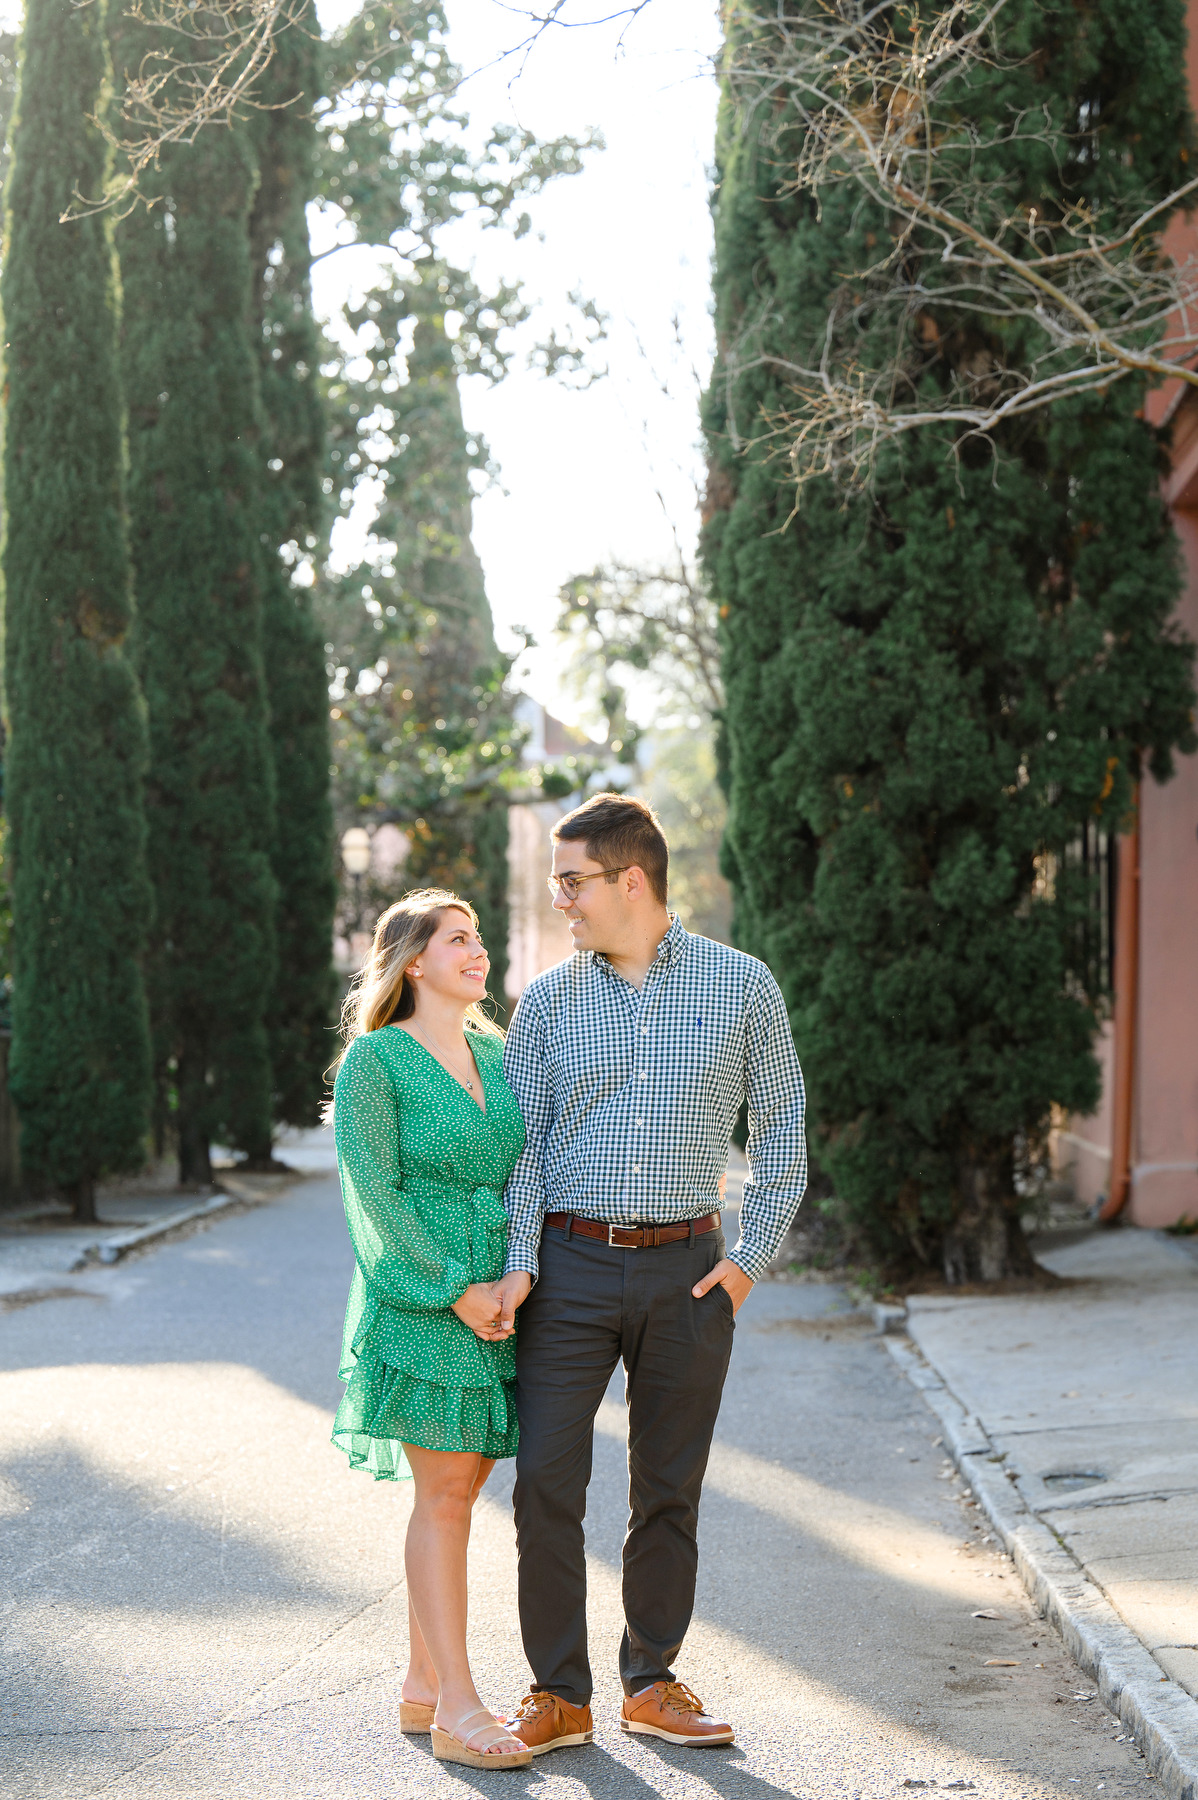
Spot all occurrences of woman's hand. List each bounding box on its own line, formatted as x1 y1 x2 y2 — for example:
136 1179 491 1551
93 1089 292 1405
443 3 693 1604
451 1282 503 1338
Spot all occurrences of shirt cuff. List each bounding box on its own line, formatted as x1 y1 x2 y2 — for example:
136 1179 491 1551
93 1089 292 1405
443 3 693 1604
729 1240 770 1282
504 1240 540 1283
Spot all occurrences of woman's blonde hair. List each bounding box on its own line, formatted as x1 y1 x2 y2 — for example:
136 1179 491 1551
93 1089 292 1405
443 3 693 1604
330 888 503 1082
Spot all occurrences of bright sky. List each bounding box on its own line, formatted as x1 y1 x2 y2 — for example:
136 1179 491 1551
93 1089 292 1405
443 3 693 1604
313 0 723 726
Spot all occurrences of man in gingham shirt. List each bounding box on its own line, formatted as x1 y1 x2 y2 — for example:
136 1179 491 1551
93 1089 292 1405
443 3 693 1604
493 792 806 1754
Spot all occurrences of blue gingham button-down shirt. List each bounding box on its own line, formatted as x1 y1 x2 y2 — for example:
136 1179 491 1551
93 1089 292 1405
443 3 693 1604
501 915 807 1282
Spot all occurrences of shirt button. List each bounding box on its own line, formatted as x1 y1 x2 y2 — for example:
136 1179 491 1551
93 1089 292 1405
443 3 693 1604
635 1118 643 1127
640 1026 648 1035
639 1071 647 1081
632 1165 641 1174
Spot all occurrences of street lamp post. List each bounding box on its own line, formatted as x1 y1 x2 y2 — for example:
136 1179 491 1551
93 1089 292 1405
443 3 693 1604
340 827 372 935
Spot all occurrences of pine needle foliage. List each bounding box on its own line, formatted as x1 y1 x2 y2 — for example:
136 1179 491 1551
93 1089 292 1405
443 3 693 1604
115 21 278 1182
1 0 152 1219
249 2 337 1128
705 0 1198 1282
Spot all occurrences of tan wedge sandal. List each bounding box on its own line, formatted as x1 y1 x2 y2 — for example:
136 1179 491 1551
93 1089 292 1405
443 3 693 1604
399 1700 435 1734
431 1706 533 1769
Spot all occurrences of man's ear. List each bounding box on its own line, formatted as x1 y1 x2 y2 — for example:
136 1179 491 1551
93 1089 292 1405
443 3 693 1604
624 864 647 900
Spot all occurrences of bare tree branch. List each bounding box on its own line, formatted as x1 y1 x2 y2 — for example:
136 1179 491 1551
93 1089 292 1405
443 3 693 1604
68 0 636 221
67 0 304 218
69 0 427 219
719 0 1198 493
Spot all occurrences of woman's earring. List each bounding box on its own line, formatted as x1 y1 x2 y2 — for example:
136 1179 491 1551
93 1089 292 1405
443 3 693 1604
410 966 421 977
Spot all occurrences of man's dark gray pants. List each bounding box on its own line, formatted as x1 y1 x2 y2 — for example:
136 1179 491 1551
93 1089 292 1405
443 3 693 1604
512 1227 735 1707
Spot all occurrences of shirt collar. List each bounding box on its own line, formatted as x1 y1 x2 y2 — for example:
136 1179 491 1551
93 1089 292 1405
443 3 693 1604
590 912 687 977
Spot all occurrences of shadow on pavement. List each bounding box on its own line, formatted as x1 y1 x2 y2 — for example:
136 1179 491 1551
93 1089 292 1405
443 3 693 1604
401 1739 800 1800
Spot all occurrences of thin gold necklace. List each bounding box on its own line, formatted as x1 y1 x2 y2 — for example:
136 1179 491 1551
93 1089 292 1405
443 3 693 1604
408 1020 477 1093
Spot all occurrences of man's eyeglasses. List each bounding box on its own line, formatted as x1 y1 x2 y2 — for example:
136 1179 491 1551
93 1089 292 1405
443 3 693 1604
546 866 629 900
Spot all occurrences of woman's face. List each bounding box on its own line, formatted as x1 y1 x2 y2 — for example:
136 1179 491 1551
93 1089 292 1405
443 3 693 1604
409 909 489 1008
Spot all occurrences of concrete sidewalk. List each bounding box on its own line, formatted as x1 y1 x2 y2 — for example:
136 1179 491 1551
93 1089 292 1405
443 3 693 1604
890 1225 1198 1797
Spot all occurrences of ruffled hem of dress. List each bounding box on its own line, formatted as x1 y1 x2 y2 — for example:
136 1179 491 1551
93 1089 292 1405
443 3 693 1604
331 1356 518 1481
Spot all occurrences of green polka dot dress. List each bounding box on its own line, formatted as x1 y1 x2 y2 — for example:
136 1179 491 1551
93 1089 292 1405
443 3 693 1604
331 1024 526 1481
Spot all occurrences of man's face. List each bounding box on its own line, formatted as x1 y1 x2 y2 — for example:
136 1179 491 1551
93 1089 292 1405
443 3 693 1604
549 841 627 954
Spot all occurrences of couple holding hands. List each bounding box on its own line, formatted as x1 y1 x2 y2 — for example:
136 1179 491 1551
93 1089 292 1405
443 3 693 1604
329 792 807 1768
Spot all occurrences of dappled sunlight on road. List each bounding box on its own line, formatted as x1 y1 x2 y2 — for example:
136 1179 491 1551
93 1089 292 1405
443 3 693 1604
594 1399 981 1603
0 1361 363 1586
0 1186 1143 1797
0 1352 1029 1789
0 1360 413 1749
539 1514 1007 1790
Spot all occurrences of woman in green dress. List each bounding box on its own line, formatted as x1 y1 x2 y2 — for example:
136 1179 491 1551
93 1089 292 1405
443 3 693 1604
330 887 531 1769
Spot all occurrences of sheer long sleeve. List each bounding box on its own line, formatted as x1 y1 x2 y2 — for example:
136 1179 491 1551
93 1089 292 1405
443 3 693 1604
334 1035 472 1313
500 987 553 1281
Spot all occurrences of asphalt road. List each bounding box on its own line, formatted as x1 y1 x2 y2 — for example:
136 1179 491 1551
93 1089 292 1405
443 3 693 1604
0 1171 1158 1800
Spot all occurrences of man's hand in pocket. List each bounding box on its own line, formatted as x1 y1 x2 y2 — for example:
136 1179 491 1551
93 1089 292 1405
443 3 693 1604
691 1258 753 1316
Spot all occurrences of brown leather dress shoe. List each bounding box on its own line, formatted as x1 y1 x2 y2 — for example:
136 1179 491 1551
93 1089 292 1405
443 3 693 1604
505 1690 594 1755
620 1680 734 1746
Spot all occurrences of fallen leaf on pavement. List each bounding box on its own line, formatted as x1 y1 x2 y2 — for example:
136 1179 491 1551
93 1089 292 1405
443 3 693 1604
971 1609 1003 1619
984 1658 1021 1667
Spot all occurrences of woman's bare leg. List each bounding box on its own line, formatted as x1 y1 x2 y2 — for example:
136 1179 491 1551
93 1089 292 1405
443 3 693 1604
402 1446 509 1744
401 1456 494 1706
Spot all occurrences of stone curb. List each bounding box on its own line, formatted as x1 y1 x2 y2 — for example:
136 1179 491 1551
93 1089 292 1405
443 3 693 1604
68 1190 240 1271
67 1170 298 1273
885 1335 1198 1800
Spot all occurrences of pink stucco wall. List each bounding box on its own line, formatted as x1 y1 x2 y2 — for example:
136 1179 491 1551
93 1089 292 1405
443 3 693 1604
1064 568 1198 1229
1063 21 1198 1227
1126 503 1198 1228
1060 1024 1114 1212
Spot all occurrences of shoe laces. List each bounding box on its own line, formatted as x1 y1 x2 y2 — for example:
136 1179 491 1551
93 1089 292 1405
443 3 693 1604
513 1690 563 1722
658 1681 704 1717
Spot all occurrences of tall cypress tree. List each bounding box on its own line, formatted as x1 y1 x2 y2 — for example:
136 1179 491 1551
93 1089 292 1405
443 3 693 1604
316 3 592 1006
115 24 278 1183
0 31 23 999
323 287 517 1001
705 0 1198 1280
373 299 511 995
1 0 152 1219
249 4 337 1128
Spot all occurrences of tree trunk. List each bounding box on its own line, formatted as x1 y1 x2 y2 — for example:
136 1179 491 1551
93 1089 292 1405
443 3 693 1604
239 1151 286 1174
62 1177 97 1224
942 1159 1038 1285
176 1069 213 1188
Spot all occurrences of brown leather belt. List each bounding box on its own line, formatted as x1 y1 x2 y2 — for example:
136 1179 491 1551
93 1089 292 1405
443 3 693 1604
543 1211 720 1249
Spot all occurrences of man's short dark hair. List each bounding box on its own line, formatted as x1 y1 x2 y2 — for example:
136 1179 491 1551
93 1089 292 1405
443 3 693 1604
552 792 669 905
